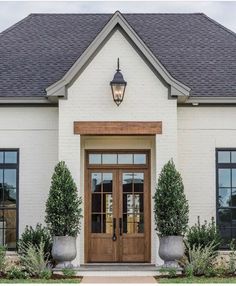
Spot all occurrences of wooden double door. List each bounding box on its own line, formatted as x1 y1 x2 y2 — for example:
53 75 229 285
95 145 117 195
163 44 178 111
85 157 150 263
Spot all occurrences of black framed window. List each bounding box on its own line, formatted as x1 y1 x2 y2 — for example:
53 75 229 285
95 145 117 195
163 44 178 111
216 149 236 248
0 150 19 250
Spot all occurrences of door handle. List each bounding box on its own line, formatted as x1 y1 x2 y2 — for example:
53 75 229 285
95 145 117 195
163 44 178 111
119 218 122 236
112 218 117 241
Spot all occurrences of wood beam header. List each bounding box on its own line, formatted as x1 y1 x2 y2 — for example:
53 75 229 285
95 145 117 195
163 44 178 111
74 121 162 135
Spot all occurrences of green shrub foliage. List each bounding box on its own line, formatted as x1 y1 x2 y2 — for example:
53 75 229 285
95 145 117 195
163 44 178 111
184 242 217 276
0 245 6 275
186 217 221 250
153 159 189 236
6 266 29 280
20 241 50 278
45 161 83 236
18 224 52 258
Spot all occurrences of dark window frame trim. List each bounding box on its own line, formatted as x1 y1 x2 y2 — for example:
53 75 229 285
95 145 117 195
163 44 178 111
0 148 19 251
216 148 236 249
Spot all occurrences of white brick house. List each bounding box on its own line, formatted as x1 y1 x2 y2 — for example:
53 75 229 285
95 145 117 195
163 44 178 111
0 11 235 266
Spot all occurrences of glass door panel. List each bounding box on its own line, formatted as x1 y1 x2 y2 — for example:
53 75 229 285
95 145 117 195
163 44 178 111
91 172 113 234
122 172 144 234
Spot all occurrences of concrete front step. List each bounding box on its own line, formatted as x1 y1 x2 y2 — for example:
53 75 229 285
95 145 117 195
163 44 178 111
53 264 182 277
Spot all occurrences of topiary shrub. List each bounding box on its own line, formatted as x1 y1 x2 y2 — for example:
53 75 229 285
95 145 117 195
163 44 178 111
153 159 189 236
45 161 83 237
18 224 52 259
186 216 221 250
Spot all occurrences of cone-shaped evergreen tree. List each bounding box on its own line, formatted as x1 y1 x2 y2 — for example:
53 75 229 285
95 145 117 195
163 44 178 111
154 159 189 236
45 161 82 236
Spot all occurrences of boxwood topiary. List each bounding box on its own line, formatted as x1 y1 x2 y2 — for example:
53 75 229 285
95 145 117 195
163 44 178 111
153 159 189 236
45 161 82 237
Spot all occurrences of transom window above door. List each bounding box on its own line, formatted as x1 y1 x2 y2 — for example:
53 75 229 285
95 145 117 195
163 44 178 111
88 152 147 166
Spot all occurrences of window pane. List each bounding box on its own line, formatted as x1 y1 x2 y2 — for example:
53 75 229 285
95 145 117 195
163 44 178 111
102 154 117 164
0 210 16 231
134 173 144 193
134 213 144 233
134 194 144 213
232 189 236 206
218 208 231 227
91 173 101 193
0 170 3 206
218 188 231 207
232 152 236 163
218 151 230 163
219 227 231 247
232 209 236 228
91 214 102 233
118 154 133 164
92 194 101 213
219 169 231 187
0 153 3 164
103 214 113 234
5 152 17 164
123 214 134 234
89 154 101 164
0 169 2 184
123 173 133 193
232 169 236 187
103 173 112 193
134 154 146 164
5 229 16 249
4 170 16 189
123 194 134 213
103 194 112 213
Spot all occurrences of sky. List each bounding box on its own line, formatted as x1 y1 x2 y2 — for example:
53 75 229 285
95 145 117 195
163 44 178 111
0 1 235 33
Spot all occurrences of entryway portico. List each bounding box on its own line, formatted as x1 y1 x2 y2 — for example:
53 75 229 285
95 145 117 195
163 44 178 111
54 11 188 266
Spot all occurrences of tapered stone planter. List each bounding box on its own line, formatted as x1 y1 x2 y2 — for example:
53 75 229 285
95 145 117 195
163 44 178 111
159 236 184 268
52 236 77 268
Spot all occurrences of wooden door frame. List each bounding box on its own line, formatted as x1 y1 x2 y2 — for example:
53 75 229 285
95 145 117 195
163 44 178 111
84 149 151 263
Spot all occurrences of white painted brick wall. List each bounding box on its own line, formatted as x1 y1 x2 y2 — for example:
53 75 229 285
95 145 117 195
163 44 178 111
59 30 177 265
0 107 58 235
178 106 236 226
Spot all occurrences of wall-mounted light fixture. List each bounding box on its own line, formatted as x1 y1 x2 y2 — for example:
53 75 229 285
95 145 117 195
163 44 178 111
110 58 127 106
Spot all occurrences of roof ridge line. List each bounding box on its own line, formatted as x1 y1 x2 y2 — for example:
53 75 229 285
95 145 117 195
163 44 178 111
201 13 236 37
0 14 33 36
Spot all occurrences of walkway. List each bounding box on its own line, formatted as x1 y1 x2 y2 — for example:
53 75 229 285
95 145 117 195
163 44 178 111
81 276 157 283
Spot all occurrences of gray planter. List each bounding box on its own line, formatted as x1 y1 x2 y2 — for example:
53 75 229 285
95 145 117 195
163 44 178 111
159 235 184 268
52 236 77 268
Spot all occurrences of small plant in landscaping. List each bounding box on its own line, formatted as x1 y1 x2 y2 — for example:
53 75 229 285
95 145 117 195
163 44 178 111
18 223 52 259
186 216 221 250
184 241 218 276
0 245 6 276
228 239 236 274
167 267 178 278
38 268 52 280
45 161 83 237
62 267 77 277
153 159 189 236
19 241 50 278
6 266 29 279
185 264 194 277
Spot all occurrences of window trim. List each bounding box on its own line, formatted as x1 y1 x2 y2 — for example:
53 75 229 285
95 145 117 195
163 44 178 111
216 148 236 249
0 149 19 251
86 150 150 169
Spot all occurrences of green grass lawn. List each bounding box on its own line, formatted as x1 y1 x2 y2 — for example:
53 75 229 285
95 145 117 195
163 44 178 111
0 278 81 284
157 276 236 283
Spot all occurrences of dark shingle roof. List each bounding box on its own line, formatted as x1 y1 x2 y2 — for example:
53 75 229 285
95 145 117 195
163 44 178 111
0 13 235 98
